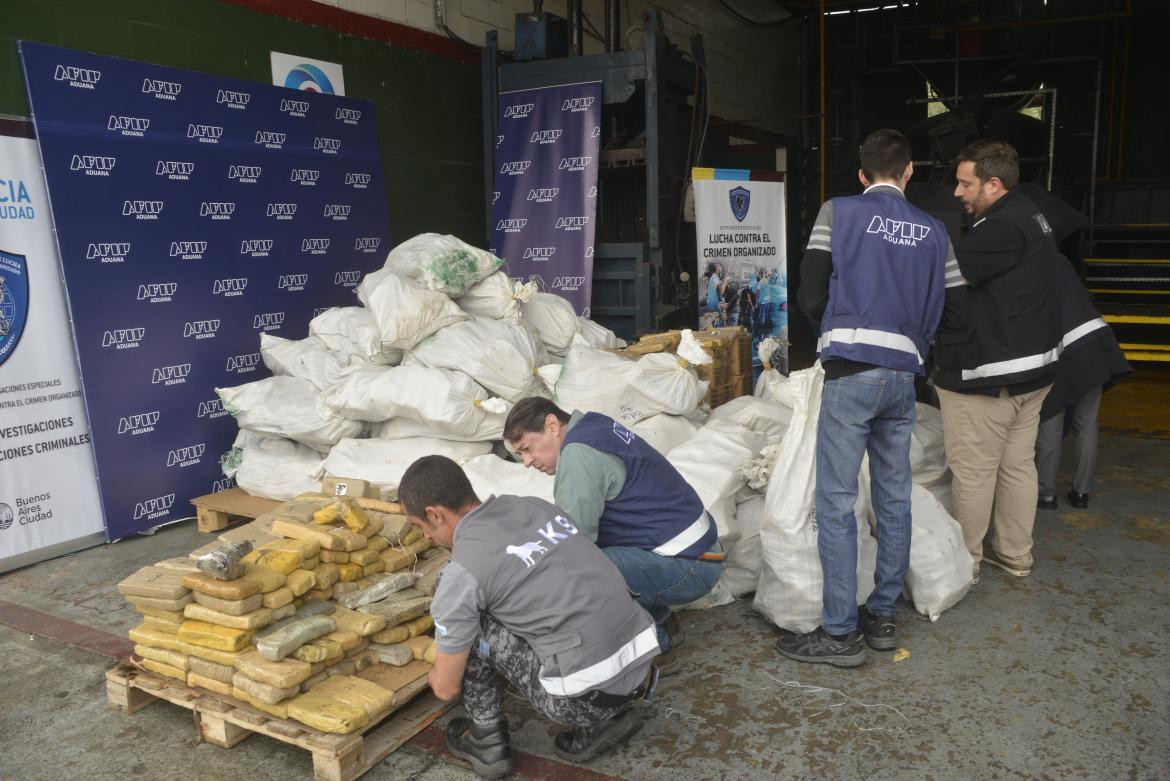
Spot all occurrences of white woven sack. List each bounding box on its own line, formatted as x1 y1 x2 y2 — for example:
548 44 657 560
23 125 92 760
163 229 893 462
356 269 469 350
383 233 504 296
668 418 767 538
462 454 555 504
577 317 626 349
259 334 346 391
456 271 535 323
905 483 973 620
911 402 949 485
323 437 492 500
708 395 793 442
410 316 543 402
370 414 505 442
553 335 648 424
217 376 363 452
628 414 698 456
308 307 402 366
522 292 581 356
717 496 765 597
228 434 325 501
625 353 709 417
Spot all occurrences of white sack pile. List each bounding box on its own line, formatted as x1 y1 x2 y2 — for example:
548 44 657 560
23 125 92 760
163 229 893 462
223 432 325 501
324 437 492 500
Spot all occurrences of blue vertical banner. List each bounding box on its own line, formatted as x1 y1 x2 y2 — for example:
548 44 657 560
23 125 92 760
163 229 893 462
491 82 600 314
19 42 391 539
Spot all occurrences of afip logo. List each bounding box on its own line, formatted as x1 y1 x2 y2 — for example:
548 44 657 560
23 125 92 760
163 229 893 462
280 98 310 117
267 202 297 220
133 493 175 521
182 319 220 340
255 130 286 149
228 164 262 183
200 201 235 220
253 312 285 331
278 274 308 292
496 218 527 234
284 63 337 94
216 88 251 109
290 168 319 186
187 123 223 144
526 187 559 203
561 96 596 112
559 156 592 172
167 443 205 468
313 137 341 154
0 251 29 367
198 398 227 420
503 103 534 119
240 239 274 258
530 129 562 145
552 275 586 292
155 160 193 180
345 172 370 189
151 363 190 386
123 200 163 220
523 247 556 262
335 270 361 287
555 215 589 231
500 160 531 176
729 186 751 222
102 327 145 350
312 306 331 317
170 241 206 260
302 238 330 255
117 410 159 436
137 282 177 303
323 204 351 221
142 77 181 100
865 215 930 246
335 107 362 125
212 277 248 297
72 154 116 177
54 64 100 89
226 353 261 374
108 115 149 137
354 237 380 253
212 476 236 493
87 242 130 263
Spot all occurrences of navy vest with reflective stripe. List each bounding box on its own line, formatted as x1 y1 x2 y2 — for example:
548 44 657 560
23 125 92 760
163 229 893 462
818 189 948 375
561 412 713 558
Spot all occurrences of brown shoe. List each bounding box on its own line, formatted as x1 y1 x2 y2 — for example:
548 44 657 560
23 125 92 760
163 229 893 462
981 545 1031 577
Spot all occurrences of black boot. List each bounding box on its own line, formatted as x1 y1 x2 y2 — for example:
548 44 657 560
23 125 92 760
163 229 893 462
446 717 512 779
553 707 643 763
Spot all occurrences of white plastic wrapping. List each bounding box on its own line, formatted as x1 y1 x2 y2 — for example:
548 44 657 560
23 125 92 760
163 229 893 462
383 233 504 296
904 484 973 620
217 376 363 452
628 414 699 456
227 433 325 501
668 418 767 537
409 316 543 401
553 336 646 423
462 454 556 504
521 292 581 356
577 317 626 350
708 395 793 442
626 352 709 416
370 414 506 442
259 334 347 391
356 269 469 351
717 496 766 597
323 437 493 500
455 271 535 323
308 307 402 366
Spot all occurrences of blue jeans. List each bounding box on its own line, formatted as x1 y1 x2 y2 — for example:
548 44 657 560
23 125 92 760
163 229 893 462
602 546 723 648
815 368 915 636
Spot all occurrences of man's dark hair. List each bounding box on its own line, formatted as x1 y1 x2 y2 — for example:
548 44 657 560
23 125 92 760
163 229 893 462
503 397 569 442
956 139 1019 190
859 129 913 182
397 455 480 520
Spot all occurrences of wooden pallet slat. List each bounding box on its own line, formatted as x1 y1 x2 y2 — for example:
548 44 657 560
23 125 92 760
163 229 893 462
190 487 281 533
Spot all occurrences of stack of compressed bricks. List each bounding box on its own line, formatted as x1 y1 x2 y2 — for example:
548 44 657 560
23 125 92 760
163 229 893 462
117 493 446 734
619 326 753 407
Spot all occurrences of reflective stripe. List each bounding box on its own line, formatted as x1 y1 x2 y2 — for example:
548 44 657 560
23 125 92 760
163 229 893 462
960 347 1061 381
818 328 923 364
652 511 711 556
1062 317 1108 349
538 624 660 697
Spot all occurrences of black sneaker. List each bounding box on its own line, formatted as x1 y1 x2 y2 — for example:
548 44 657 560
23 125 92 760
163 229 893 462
857 606 896 651
775 627 866 667
553 706 643 763
445 717 513 779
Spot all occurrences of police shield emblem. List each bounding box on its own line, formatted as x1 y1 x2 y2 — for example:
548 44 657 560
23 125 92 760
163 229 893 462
729 186 751 222
0 250 29 366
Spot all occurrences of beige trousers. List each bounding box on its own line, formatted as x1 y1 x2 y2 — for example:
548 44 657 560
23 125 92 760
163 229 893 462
937 385 1052 568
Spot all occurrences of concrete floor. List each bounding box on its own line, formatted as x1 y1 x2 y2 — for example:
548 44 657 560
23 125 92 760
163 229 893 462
1 430 1168 781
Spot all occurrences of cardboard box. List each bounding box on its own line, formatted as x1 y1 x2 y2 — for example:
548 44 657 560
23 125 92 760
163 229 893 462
322 476 379 500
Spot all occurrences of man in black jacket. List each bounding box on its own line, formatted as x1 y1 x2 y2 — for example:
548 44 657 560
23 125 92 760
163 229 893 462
933 140 1062 581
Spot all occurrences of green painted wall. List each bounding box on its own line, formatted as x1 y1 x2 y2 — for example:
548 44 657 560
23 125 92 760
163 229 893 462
0 0 485 242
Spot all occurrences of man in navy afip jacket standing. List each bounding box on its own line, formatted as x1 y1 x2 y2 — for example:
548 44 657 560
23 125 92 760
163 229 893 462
780 129 958 667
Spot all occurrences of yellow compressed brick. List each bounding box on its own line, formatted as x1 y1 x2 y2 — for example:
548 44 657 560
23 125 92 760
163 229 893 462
341 502 368 533
188 671 233 696
302 556 320 571
403 636 434 661
235 649 312 688
272 519 365 552
406 538 431 556
306 587 333 601
365 536 389 553
320 549 349 564
261 538 320 562
311 675 393 719
324 629 361 652
118 565 191 600
178 620 252 652
313 563 340 589
292 638 344 663
402 527 423 547
141 614 183 633
243 563 286 593
312 502 342 525
180 641 245 668
337 563 363 582
192 591 263 616
370 625 409 645
285 570 316 597
128 624 181 652
189 656 235 683
184 603 273 630
262 587 294 610
361 514 383 538
332 582 358 597
379 547 416 573
182 571 262 600
329 605 387 637
233 687 289 719
243 549 302 576
349 548 380 566
405 614 434 638
286 689 368 734
140 658 186 681
362 561 385 577
134 644 189 672
133 605 187 624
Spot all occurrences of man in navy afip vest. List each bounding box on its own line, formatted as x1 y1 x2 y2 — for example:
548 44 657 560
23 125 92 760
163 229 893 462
399 456 658 778
504 397 723 660
780 128 957 667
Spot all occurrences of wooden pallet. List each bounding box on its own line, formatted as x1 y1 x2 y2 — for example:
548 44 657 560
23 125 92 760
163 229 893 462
190 487 281 533
107 661 454 781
